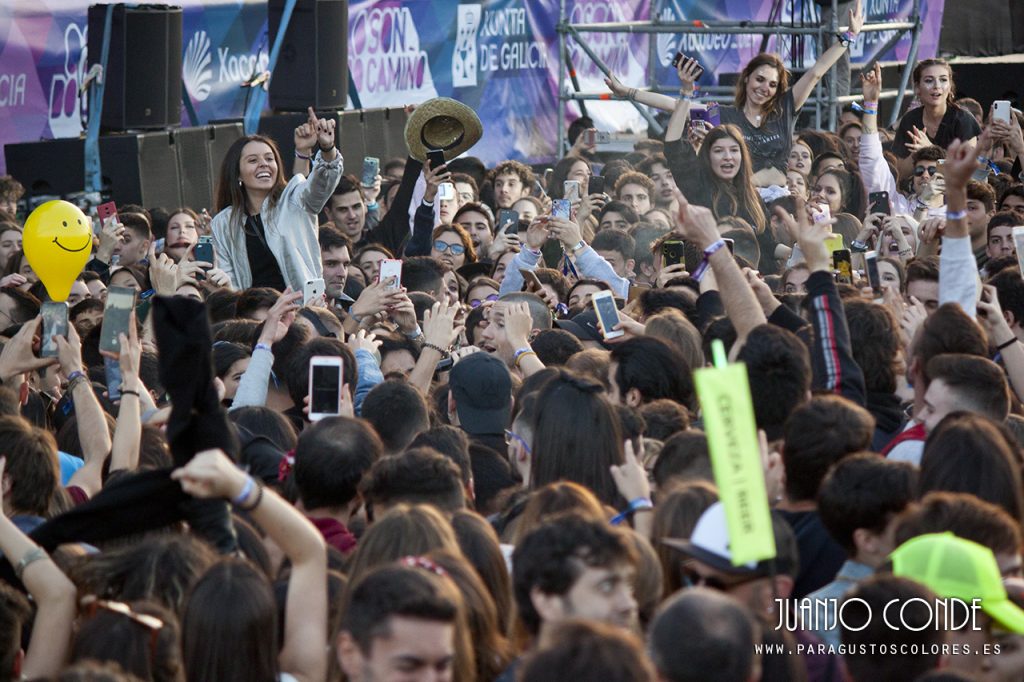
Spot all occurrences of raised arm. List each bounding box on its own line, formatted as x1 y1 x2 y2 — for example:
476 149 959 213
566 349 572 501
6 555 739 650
0 457 76 680
230 288 302 410
297 107 343 216
60 324 112 498
109 319 143 474
292 117 317 178
409 300 463 395
938 138 982 317
676 191 766 344
173 449 328 682
791 0 864 111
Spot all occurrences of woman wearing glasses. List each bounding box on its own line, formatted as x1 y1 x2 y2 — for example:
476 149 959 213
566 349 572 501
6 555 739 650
858 63 951 221
430 223 476 271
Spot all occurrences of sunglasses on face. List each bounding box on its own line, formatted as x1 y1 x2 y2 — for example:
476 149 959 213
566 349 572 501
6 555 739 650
469 293 500 308
433 240 466 255
680 563 763 592
914 165 939 177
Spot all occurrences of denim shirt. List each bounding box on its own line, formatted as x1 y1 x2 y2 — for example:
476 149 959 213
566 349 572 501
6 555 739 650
801 559 875 647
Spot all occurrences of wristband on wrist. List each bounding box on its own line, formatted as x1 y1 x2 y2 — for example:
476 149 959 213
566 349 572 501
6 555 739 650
513 347 537 369
367 201 379 210
997 337 1018 351
67 370 86 383
232 476 255 506
294 150 312 160
850 239 869 253
405 326 424 340
237 479 264 512
422 197 434 207
571 239 587 254
610 497 654 525
120 389 140 398
946 209 968 221
851 101 877 116
254 342 272 353
691 239 728 282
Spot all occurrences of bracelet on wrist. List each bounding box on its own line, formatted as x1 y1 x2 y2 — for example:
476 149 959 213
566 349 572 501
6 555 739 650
946 209 968 221
850 239 869 253
610 497 654 525
14 546 48 580
294 150 312 160
422 342 450 357
997 337 1018 351
405 326 424 340
254 342 273 353
851 101 877 116
120 389 140 398
513 347 536 369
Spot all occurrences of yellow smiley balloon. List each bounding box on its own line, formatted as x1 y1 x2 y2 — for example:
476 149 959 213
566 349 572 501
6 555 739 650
23 200 93 302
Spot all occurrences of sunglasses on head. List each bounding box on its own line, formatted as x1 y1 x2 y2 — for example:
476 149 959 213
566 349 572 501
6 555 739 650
433 241 466 255
80 595 164 660
469 293 499 308
914 165 939 177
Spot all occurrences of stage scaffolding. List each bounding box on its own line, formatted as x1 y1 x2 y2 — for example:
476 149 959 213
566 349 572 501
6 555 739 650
556 0 924 155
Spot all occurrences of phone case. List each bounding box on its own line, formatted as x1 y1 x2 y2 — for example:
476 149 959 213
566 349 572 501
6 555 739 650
379 259 402 289
552 200 571 220
361 157 379 186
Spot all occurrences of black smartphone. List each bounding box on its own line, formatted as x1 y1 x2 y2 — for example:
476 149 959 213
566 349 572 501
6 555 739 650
671 52 704 78
868 191 891 216
99 286 137 354
104 355 122 402
194 236 214 266
40 301 69 358
661 240 685 267
833 249 853 285
864 249 881 296
541 238 564 269
497 209 520 235
427 149 446 171
588 175 605 196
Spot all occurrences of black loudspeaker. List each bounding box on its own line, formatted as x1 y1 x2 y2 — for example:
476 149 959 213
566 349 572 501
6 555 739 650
4 124 243 209
172 123 245 212
258 108 408 171
87 4 183 131
268 0 348 111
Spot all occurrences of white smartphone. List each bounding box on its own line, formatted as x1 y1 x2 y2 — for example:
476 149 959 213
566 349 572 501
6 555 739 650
591 290 624 340
378 258 403 290
563 180 581 202
1013 226 1024 273
994 100 1012 125
438 182 456 202
303 278 325 305
308 356 343 422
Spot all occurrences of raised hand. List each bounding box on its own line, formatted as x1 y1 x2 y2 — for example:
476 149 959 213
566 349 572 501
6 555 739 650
788 195 832 273
347 329 382 355
860 62 882 103
422 300 463 350
307 106 336 154
422 158 452 203
258 288 303 346
675 53 703 94
172 448 248 500
0 317 58 383
293 119 317 157
847 0 865 36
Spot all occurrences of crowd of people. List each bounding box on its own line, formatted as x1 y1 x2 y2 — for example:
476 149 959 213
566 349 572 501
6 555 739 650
0 5 1023 679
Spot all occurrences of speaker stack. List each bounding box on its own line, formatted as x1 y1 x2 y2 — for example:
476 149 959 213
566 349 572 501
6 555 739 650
268 0 349 112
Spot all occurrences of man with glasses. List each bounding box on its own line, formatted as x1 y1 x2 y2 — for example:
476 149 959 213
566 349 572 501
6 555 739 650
861 111 948 218
664 502 842 680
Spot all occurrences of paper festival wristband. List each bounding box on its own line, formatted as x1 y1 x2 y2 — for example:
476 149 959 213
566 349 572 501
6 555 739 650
693 340 777 566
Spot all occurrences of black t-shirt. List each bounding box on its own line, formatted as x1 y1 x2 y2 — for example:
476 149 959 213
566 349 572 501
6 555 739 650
244 214 287 291
719 89 796 174
892 104 981 158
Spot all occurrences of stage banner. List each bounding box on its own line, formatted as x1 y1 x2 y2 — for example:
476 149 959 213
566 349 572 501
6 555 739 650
1 0 945 177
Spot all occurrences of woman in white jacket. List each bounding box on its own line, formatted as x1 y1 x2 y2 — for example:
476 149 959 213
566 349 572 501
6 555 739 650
211 107 343 291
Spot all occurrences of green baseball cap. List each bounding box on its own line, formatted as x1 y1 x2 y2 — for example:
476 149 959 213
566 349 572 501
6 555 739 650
891 532 1024 634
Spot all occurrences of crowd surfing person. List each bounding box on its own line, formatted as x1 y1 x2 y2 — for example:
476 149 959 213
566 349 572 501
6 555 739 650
1 44 1024 682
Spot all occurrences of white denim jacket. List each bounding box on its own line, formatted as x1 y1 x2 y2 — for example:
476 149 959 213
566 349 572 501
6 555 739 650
211 150 343 291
